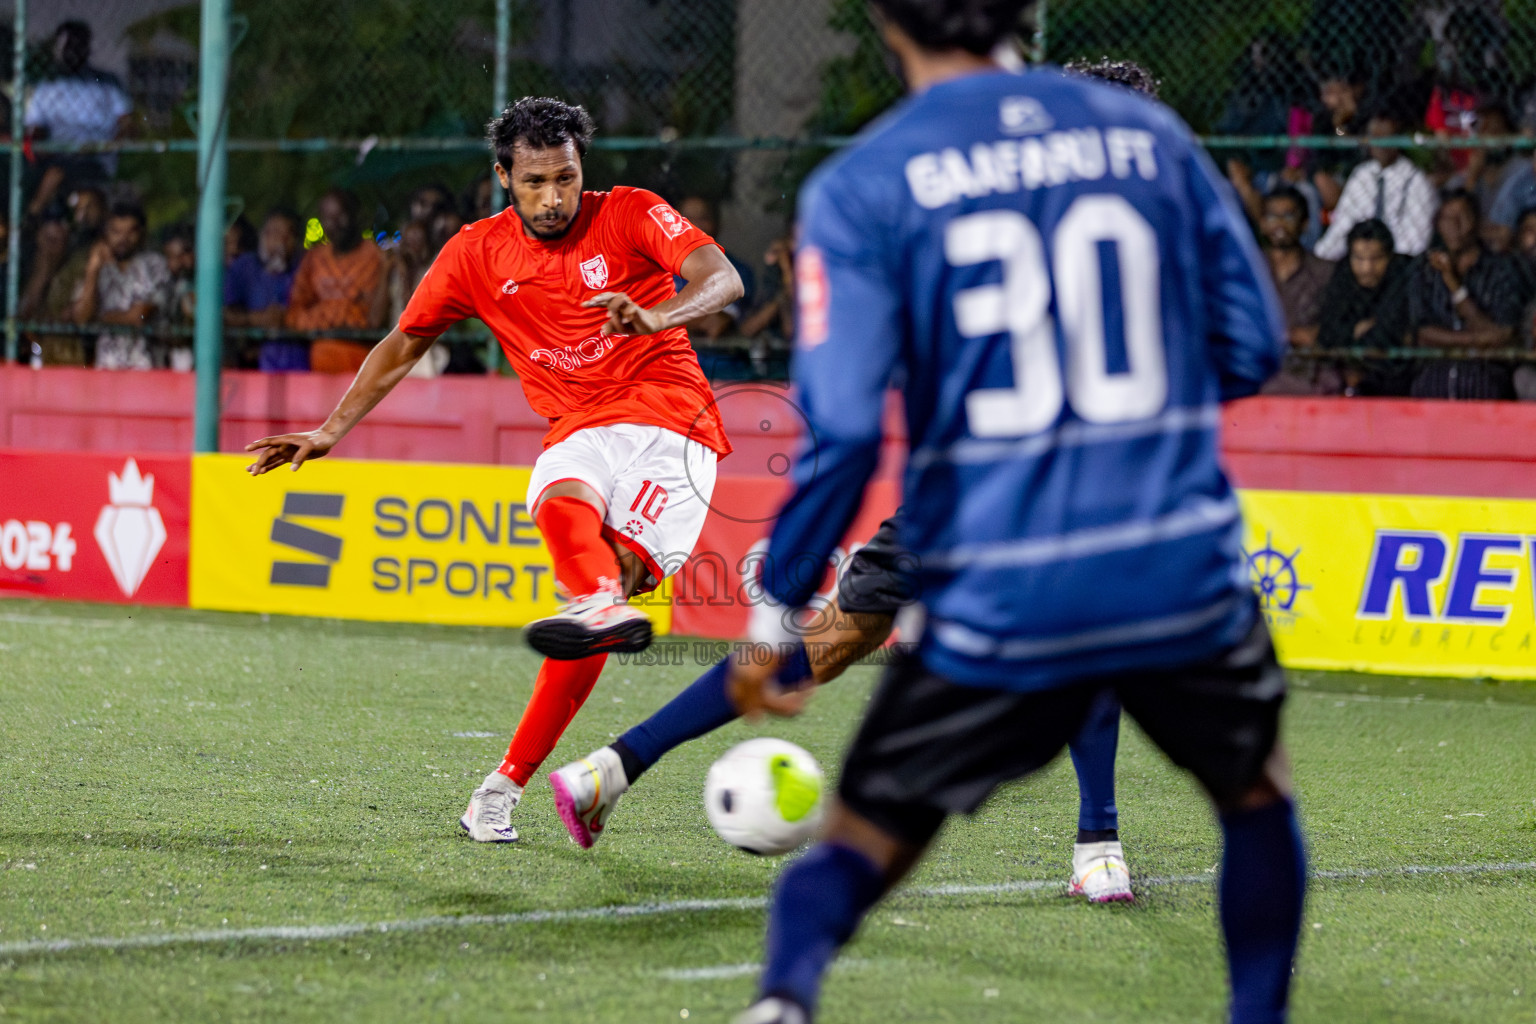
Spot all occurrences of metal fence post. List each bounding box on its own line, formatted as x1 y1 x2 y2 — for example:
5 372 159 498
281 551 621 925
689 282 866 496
193 0 231 451
1032 0 1047 65
486 0 509 374
492 0 508 215
5 0 25 365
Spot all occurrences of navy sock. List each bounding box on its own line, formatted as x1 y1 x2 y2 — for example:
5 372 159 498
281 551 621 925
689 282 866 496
616 657 736 781
760 843 885 1012
614 646 815 783
1219 798 1306 1024
1068 690 1121 835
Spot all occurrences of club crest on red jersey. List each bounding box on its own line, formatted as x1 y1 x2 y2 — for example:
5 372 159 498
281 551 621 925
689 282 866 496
648 204 691 239
580 254 609 290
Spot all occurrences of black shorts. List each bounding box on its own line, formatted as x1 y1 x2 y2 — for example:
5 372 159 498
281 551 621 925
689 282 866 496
837 514 919 616
837 616 1286 846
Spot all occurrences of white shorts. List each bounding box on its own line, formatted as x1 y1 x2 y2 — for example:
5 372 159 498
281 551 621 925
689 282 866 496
527 423 719 592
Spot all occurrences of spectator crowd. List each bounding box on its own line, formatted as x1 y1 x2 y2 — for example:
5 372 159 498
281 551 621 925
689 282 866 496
1221 0 1536 400
10 19 796 380
11 10 1536 400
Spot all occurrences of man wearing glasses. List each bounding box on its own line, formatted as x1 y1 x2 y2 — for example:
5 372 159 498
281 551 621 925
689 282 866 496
1262 186 1335 350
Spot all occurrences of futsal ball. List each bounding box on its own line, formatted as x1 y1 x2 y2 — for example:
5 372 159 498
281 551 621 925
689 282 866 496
704 738 824 855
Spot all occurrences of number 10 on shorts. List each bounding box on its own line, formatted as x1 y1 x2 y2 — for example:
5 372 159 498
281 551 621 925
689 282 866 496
630 481 668 524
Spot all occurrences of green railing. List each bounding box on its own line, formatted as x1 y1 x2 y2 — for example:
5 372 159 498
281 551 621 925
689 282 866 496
13 0 1536 442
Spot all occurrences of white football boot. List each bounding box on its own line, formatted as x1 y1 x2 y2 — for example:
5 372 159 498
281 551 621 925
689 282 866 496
459 771 523 842
733 997 810 1024
549 746 629 848
524 590 652 660
1068 840 1134 903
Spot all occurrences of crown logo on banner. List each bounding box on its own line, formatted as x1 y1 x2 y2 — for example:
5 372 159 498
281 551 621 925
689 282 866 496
95 458 167 598
107 458 157 507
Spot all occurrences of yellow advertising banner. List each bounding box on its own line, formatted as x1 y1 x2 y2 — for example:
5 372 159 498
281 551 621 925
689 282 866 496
1238 489 1536 679
190 454 671 631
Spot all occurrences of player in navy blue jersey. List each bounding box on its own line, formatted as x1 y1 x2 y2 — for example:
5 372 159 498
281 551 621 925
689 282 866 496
546 57 1173 905
728 2 1303 1023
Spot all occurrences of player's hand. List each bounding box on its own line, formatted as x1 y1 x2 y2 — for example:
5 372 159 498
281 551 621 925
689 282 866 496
583 291 667 335
244 429 339 476
726 644 810 720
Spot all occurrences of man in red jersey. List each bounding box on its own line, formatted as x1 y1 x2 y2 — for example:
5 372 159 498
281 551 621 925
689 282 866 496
246 97 742 842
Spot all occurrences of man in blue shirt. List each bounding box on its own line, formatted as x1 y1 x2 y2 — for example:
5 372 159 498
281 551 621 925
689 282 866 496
1487 153 1536 251
728 3 1302 1023
223 209 306 370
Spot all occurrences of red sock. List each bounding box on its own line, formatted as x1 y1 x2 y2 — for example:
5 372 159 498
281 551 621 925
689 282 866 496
536 495 623 598
497 654 608 786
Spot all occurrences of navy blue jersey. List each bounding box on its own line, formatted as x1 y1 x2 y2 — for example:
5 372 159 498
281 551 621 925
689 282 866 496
760 67 1284 692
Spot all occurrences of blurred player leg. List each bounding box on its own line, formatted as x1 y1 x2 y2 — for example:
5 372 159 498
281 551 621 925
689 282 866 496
552 652 744 847
1117 624 1304 1024
1066 690 1133 902
751 819 905 1024
1218 774 1305 1024
742 656 1094 1023
550 602 881 847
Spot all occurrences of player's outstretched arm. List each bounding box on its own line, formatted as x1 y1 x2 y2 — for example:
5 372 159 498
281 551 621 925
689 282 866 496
583 244 742 335
245 327 440 475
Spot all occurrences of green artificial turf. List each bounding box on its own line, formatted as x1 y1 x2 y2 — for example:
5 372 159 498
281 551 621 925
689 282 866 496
0 601 1532 1022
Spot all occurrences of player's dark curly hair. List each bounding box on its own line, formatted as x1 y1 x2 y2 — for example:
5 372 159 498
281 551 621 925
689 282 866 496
1064 57 1161 98
487 96 597 172
869 0 1031 56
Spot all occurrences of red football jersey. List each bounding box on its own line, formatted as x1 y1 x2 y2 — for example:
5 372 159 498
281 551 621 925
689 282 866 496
398 186 732 456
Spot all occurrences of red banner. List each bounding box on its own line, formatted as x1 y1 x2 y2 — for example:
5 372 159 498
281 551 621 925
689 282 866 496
0 451 190 605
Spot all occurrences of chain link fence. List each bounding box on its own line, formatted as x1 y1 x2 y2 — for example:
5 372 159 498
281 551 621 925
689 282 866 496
9 0 1536 396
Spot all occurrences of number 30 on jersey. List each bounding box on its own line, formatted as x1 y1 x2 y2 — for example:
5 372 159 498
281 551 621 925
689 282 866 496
947 195 1167 437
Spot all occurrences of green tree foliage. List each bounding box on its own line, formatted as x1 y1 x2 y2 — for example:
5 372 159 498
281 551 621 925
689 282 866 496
116 0 741 230
119 0 545 230
772 0 902 218
1046 0 1312 131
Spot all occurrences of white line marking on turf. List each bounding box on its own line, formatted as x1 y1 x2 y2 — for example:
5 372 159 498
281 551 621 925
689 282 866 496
657 964 759 981
0 861 1530 960
0 897 765 958
656 959 877 982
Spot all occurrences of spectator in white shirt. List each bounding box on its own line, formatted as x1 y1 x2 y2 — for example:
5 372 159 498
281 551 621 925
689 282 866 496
1314 111 1439 261
23 21 133 214
71 204 172 371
